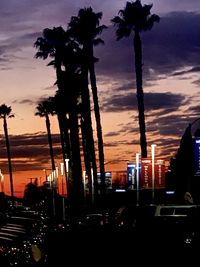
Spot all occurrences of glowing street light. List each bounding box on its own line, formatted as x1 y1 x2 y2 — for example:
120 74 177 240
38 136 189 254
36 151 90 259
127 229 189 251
60 162 64 176
51 171 56 217
151 144 157 204
60 162 65 195
136 153 140 206
91 167 94 205
65 159 69 196
83 170 86 198
65 159 69 173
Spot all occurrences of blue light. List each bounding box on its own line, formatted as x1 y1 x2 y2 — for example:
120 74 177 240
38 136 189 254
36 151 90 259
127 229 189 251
165 190 175 195
115 189 126 192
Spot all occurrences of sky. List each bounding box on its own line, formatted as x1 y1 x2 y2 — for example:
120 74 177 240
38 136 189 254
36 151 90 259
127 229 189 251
0 0 200 197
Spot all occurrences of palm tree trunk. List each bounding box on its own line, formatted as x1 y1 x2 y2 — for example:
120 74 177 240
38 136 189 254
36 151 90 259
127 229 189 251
58 112 71 161
69 105 83 205
80 114 93 202
134 31 147 158
3 117 14 205
57 113 69 182
45 114 55 171
81 65 98 203
89 48 105 195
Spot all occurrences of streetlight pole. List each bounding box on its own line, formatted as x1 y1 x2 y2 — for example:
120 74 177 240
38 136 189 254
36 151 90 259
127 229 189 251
83 171 86 199
65 159 69 197
60 162 65 195
91 167 94 205
51 172 56 217
151 144 156 204
136 153 140 206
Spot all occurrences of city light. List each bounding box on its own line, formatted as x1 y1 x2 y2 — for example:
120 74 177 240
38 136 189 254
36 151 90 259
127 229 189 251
136 153 140 205
151 144 157 204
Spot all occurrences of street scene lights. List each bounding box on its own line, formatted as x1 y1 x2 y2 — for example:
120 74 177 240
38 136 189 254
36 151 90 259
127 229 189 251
60 162 65 195
136 153 140 206
83 170 86 198
65 159 69 196
151 144 156 204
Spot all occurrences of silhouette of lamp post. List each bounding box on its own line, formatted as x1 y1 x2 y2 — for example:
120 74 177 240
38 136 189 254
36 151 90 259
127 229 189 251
136 153 140 206
55 166 59 193
51 172 56 217
151 144 156 204
83 170 86 199
60 162 65 195
65 159 69 197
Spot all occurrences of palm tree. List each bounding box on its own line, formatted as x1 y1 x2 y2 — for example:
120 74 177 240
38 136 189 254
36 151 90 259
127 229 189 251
35 100 56 171
0 104 14 205
34 27 67 88
68 7 107 195
112 0 160 158
50 94 71 171
35 27 85 206
34 27 73 170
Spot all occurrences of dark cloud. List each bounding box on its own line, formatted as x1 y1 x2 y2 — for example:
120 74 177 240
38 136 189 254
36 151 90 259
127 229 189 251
0 3 200 175
104 131 120 137
0 133 62 172
172 66 200 76
1 8 200 83
187 105 200 114
12 99 36 105
102 91 187 112
152 0 200 14
96 12 200 82
192 79 200 86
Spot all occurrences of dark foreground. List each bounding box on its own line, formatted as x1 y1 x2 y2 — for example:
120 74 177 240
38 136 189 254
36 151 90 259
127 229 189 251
1 201 200 266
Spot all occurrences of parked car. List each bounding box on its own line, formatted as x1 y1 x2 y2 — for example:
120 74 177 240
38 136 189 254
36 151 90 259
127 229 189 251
111 204 157 233
148 204 200 250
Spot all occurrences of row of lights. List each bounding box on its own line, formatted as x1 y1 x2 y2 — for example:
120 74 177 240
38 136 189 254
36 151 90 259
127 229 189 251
44 159 70 194
43 144 157 207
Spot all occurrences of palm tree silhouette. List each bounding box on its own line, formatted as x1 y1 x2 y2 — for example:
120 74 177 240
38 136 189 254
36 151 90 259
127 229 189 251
34 27 72 167
0 104 14 205
34 27 67 86
35 100 56 171
112 0 160 158
68 7 107 194
35 27 85 205
50 94 71 169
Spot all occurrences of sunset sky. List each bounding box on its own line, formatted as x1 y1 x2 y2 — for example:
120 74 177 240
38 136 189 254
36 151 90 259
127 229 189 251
0 0 200 197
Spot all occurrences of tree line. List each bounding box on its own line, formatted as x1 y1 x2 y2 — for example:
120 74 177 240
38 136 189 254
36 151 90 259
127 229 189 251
0 1 160 208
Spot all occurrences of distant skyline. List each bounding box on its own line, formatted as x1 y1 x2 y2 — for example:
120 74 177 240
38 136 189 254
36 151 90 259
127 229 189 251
0 0 200 196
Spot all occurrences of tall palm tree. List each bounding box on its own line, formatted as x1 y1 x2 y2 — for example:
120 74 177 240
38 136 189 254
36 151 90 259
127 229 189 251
34 27 73 170
0 104 14 205
50 94 71 171
34 28 84 205
34 27 67 88
35 100 56 171
112 0 160 158
68 7 107 194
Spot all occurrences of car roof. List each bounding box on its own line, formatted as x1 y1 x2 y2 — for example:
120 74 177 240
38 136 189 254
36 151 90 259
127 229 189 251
155 205 198 217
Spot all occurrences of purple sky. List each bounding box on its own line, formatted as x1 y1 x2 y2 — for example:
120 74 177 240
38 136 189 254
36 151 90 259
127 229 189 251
0 0 200 191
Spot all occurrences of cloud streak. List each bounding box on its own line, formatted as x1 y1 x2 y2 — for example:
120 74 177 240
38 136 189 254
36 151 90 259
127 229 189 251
0 132 62 172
